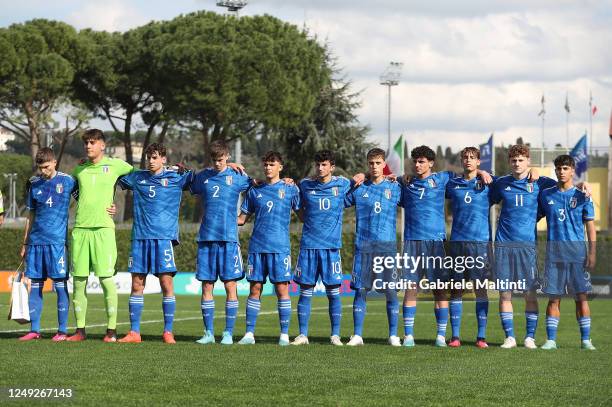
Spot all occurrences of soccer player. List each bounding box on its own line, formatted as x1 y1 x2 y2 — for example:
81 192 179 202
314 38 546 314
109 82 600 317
18 148 76 341
117 143 192 344
292 150 352 346
236 151 300 346
399 145 491 347
68 129 133 342
490 144 557 349
538 155 596 350
445 147 493 348
190 140 251 345
345 148 402 347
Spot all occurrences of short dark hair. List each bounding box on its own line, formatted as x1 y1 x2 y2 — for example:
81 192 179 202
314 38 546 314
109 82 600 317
209 140 230 159
411 145 435 161
262 151 283 165
553 154 575 168
35 147 55 165
82 128 105 143
314 150 335 165
145 143 167 159
367 148 386 161
460 146 480 159
508 144 530 159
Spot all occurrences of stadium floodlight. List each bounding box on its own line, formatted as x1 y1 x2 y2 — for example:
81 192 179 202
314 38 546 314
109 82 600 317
217 1 248 15
380 62 403 152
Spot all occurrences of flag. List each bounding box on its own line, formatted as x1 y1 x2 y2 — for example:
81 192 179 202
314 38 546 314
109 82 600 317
569 134 587 181
479 134 494 173
589 90 596 116
564 93 570 113
538 94 546 117
385 134 404 176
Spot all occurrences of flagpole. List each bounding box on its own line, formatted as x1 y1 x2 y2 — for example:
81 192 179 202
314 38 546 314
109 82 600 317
539 94 546 166
565 92 570 150
490 133 497 240
589 90 593 157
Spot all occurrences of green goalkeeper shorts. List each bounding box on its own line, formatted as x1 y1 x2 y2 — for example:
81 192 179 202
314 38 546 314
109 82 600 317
71 227 117 277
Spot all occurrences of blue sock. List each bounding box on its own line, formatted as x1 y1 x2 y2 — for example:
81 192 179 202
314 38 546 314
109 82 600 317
403 305 416 336
525 311 538 339
297 287 313 336
162 296 176 332
500 312 514 338
245 297 260 334
475 298 489 339
386 296 399 337
128 295 144 333
53 280 69 334
201 300 215 335
327 287 342 337
435 307 449 337
449 299 462 338
28 281 44 333
578 317 591 341
353 289 367 336
546 316 559 341
278 299 291 335
225 300 239 334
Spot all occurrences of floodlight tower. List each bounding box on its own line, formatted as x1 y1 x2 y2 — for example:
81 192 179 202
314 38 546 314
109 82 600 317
216 1 248 164
380 62 403 152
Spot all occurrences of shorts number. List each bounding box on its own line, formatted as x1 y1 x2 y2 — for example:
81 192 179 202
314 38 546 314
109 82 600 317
464 191 472 204
148 185 156 198
164 249 173 262
58 256 65 266
266 201 274 212
332 261 341 274
212 185 220 198
234 256 239 267
319 198 331 211
373 201 381 213
418 188 425 199
515 194 523 206
557 208 566 222
45 197 53 207
283 256 290 270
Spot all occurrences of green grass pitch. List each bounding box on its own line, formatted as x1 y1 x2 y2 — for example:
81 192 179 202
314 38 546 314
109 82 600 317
1 293 611 405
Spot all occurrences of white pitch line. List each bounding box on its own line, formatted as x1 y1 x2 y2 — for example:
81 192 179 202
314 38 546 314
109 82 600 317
0 305 352 334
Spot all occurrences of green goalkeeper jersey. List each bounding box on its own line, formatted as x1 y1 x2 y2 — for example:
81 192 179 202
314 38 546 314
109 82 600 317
72 156 133 228
0 189 4 214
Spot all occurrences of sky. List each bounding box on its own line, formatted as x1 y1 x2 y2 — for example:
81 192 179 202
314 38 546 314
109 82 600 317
2 0 611 153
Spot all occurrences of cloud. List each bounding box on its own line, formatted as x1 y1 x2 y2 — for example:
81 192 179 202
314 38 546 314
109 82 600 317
66 0 149 32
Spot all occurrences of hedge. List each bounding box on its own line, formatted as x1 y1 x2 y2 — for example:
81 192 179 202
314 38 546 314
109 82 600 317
1 228 609 276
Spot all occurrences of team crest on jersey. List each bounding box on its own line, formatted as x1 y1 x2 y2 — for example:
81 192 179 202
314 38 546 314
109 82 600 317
384 189 391 199
475 180 483 190
570 197 577 208
332 187 339 196
526 183 534 193
226 176 233 185
278 189 285 199
161 178 169 187
428 179 437 188
102 165 109 173
56 183 64 194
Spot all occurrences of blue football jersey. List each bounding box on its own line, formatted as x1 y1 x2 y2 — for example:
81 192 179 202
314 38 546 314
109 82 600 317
446 176 492 242
539 186 594 241
345 179 401 250
399 171 453 241
299 176 352 249
25 172 76 245
119 169 193 242
491 175 556 242
190 167 251 242
241 181 300 253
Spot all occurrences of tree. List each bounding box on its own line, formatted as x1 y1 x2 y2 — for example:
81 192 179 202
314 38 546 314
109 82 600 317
277 52 372 179
155 12 327 165
0 19 85 170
